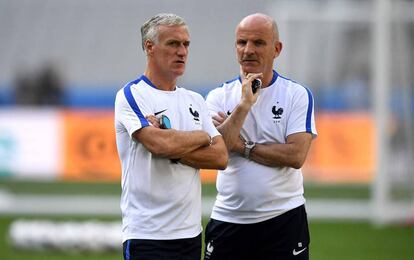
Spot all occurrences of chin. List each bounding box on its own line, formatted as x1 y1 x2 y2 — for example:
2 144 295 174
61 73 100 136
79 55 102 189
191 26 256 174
172 70 185 78
173 65 185 73
242 67 261 74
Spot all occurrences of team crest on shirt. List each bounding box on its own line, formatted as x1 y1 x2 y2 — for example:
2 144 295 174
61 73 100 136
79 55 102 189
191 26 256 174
272 102 284 123
189 105 201 125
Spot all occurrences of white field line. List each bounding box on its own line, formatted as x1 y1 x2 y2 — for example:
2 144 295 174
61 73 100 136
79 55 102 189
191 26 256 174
0 190 370 220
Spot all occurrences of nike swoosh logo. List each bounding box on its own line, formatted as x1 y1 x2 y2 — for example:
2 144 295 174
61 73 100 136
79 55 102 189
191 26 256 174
154 109 167 116
292 247 307 256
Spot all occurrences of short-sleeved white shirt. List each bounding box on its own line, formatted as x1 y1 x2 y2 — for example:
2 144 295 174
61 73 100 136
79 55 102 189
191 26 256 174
206 70 317 224
115 75 220 241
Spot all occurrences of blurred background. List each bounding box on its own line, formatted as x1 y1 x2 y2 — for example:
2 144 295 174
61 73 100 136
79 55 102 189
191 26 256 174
0 0 413 259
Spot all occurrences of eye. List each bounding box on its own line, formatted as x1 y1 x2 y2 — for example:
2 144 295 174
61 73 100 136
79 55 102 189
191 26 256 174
236 39 247 46
167 40 179 47
254 40 266 46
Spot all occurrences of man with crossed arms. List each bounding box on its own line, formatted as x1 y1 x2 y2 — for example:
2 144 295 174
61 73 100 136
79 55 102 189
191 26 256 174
204 13 317 260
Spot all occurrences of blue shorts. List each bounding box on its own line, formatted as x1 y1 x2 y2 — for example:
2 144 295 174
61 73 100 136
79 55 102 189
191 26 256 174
204 205 310 260
123 233 201 260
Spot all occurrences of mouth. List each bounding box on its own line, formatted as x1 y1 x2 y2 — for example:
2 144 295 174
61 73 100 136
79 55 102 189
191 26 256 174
174 60 185 64
242 59 258 64
241 61 259 68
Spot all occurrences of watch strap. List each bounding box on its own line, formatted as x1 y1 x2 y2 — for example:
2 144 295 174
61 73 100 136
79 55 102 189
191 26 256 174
244 141 255 159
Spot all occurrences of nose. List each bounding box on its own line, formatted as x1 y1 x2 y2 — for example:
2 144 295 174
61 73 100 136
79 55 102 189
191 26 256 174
177 43 188 56
243 41 255 55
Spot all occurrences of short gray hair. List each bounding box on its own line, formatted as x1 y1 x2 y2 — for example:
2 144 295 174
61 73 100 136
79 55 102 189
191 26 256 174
140 13 187 51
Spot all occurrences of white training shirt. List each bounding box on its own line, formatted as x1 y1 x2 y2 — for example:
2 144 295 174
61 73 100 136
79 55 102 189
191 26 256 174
206 70 317 224
115 75 220 241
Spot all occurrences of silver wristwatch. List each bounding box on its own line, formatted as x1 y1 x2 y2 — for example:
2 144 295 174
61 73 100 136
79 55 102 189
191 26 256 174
244 141 256 159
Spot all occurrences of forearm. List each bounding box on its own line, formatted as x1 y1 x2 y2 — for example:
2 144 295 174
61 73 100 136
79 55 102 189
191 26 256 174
179 136 228 170
162 129 212 158
134 127 211 158
217 102 251 151
233 133 313 168
250 143 305 168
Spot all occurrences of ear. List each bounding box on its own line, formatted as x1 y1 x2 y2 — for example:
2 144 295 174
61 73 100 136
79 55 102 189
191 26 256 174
273 41 283 59
144 40 155 55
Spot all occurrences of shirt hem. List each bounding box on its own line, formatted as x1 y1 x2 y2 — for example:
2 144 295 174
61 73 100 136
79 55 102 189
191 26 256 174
122 228 202 243
210 201 305 224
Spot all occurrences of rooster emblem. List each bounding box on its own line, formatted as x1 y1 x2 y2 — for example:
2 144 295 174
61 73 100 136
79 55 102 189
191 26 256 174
272 106 283 119
189 107 200 121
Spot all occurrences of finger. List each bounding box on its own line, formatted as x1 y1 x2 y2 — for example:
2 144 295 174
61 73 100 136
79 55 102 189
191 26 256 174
212 115 226 124
242 73 263 98
217 111 228 119
245 72 263 80
146 115 160 128
145 115 155 122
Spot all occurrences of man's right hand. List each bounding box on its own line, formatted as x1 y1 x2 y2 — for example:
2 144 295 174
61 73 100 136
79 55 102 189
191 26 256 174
241 72 262 106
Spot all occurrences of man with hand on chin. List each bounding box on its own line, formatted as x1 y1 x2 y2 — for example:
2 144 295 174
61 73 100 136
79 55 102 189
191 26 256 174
115 13 227 260
204 13 317 260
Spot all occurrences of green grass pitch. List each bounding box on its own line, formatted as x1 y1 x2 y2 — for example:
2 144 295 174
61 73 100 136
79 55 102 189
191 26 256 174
0 180 413 259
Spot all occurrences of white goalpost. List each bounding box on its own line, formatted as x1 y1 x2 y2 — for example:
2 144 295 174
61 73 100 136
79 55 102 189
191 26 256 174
372 0 391 225
372 0 414 225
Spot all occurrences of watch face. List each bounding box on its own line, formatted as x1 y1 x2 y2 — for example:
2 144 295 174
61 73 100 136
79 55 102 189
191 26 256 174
245 141 254 148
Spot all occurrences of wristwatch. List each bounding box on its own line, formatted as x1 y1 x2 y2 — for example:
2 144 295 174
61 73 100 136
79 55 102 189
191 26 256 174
244 141 256 159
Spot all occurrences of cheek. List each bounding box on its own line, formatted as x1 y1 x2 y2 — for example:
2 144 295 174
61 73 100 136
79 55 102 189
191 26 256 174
236 50 243 60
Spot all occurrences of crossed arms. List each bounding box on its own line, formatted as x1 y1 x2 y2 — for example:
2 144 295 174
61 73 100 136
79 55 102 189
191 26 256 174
215 110 312 169
211 75 313 169
132 118 228 170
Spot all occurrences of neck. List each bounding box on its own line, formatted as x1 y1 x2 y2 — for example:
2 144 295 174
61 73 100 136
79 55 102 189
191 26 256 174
261 70 274 88
144 68 177 91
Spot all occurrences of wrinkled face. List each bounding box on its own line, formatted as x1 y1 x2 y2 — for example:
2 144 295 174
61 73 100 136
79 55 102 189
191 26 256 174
147 25 190 78
236 20 280 75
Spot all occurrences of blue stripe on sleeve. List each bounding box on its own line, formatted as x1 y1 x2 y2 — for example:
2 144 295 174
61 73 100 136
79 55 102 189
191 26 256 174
277 73 314 134
304 87 314 133
123 81 149 128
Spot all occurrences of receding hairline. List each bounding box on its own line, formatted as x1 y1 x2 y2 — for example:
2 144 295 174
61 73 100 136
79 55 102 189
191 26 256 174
236 13 279 41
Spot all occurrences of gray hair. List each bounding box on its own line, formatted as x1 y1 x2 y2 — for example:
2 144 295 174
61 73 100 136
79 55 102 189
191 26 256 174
140 13 187 51
271 19 279 42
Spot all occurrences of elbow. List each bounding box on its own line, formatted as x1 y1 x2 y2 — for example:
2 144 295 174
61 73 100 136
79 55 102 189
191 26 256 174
217 156 228 170
290 156 306 169
290 162 303 170
147 145 167 157
206 147 228 170
217 150 229 170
